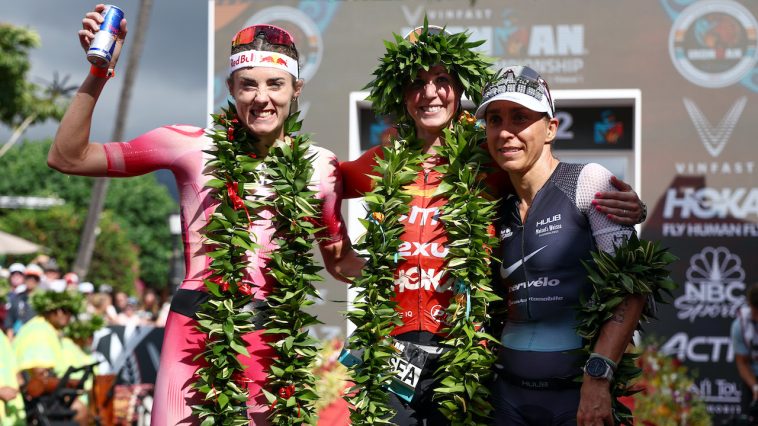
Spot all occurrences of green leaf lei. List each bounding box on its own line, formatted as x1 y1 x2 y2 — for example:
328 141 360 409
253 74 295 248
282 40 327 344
365 18 492 128
432 112 500 425
195 103 322 424
345 134 426 424
350 19 498 425
260 115 323 425
577 234 678 425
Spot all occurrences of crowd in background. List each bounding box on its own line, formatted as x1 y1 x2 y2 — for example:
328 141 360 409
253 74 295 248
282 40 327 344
1 255 170 336
0 255 170 424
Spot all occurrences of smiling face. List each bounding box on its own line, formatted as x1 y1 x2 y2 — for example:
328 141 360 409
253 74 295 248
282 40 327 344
403 65 461 141
484 100 558 176
228 67 303 145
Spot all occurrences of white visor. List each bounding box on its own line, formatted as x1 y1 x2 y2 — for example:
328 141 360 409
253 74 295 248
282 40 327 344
475 66 554 119
228 50 299 78
475 91 553 119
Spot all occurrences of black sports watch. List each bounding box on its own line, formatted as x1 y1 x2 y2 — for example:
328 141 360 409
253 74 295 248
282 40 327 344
583 355 615 381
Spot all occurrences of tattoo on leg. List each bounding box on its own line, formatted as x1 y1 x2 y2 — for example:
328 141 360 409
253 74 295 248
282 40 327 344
612 300 629 323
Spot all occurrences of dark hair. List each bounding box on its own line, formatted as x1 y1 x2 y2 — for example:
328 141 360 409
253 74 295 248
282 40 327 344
748 282 758 308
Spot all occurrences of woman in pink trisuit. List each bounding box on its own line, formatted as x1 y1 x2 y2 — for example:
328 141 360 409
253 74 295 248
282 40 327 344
49 6 361 425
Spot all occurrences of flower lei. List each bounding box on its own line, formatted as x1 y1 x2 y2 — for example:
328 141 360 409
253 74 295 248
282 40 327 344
194 103 322 425
345 133 426 424
432 112 500 425
577 234 678 425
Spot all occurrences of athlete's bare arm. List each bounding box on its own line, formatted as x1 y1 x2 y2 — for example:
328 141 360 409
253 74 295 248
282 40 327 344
48 5 127 176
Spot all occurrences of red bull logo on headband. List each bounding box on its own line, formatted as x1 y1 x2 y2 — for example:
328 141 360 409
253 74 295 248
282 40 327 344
228 50 299 78
259 54 289 66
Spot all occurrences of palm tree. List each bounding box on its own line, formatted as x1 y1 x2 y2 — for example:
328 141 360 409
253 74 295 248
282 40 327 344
0 71 78 158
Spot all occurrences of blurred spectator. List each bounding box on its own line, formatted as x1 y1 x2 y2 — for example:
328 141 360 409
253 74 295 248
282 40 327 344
89 292 119 325
3 264 26 331
116 297 145 327
41 258 62 288
156 295 171 328
732 282 758 417
64 273 80 292
113 290 128 315
0 330 24 424
138 288 161 324
62 313 105 411
12 289 88 423
48 279 67 293
7 263 25 288
5 264 43 338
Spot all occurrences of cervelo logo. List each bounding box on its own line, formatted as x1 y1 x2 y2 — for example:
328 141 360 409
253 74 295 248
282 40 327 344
662 186 758 220
508 276 560 293
683 96 746 158
668 0 758 89
674 246 745 322
394 268 454 293
661 331 734 363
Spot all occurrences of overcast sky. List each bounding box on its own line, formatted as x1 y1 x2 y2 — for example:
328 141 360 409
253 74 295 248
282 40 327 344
0 0 208 145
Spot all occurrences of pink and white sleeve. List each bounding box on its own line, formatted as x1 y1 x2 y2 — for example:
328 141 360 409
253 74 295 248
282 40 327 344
103 125 206 177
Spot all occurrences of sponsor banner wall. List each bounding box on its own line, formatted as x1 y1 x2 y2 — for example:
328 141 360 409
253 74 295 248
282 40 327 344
213 1 757 421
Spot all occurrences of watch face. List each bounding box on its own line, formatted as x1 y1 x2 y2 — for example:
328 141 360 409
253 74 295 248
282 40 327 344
586 357 608 377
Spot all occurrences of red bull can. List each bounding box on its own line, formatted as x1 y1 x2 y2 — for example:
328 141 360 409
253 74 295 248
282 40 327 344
87 5 124 68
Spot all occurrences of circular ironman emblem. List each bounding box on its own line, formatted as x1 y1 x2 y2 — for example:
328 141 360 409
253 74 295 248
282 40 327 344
245 6 323 82
669 0 758 88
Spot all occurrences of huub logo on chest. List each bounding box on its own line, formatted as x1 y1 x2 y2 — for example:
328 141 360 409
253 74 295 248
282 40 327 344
536 214 561 227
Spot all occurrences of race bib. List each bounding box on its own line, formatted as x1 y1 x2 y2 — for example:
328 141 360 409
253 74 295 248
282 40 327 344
337 338 430 403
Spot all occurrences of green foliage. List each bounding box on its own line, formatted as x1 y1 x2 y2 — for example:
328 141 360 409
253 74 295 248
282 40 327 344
107 177 175 287
364 18 494 127
30 289 85 315
195 106 323 424
262 114 323 425
345 134 425 424
0 139 176 289
0 24 40 126
433 112 499 425
577 235 679 425
0 205 139 291
0 24 74 128
64 314 106 341
0 275 9 305
195 103 263 424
